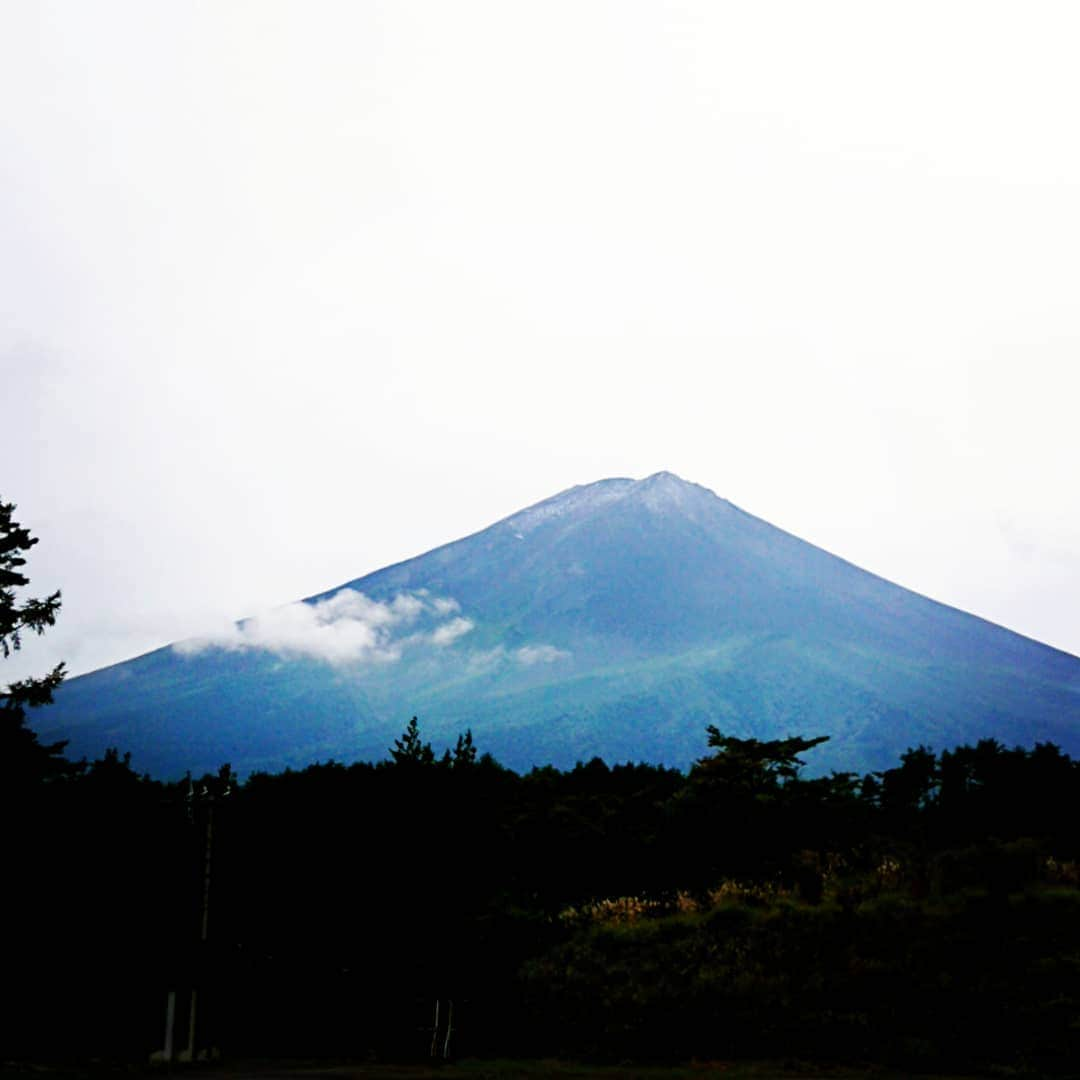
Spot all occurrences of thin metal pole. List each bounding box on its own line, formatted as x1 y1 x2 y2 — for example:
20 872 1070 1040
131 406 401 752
442 999 453 1059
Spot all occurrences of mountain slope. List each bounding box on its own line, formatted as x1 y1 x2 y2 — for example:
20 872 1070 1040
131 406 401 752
35 473 1080 777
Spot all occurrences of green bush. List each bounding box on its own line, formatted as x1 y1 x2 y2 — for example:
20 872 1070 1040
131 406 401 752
522 887 1080 1071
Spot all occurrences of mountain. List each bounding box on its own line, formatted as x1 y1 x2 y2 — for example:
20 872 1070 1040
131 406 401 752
34 472 1080 778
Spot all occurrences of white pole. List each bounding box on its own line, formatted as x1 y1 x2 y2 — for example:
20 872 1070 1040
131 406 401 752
442 999 453 1059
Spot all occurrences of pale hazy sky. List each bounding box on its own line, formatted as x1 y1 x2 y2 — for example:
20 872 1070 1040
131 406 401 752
4 1 1080 684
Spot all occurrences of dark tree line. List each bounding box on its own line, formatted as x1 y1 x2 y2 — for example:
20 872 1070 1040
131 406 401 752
6 716 1080 1072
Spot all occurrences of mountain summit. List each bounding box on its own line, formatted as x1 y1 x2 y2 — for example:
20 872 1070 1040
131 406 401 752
37 473 1080 777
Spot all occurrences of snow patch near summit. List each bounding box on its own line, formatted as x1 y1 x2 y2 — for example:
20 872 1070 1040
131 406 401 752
500 478 635 535
497 472 719 537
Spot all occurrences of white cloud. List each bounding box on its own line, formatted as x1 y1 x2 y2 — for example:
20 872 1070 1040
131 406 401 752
431 616 474 647
466 646 507 675
389 593 425 621
171 588 567 672
514 644 571 666
462 642 572 674
174 589 469 666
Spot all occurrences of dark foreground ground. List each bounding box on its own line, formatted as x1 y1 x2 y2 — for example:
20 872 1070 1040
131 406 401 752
0 1060 990 1080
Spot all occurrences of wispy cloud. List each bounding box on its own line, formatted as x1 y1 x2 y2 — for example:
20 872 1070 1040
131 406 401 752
431 616 474 646
174 589 470 666
463 645 506 674
514 644 571 666
465 642 572 674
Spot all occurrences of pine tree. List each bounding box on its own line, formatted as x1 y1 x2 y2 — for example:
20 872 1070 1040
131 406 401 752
451 729 477 768
694 726 829 794
1 498 76 784
390 716 436 766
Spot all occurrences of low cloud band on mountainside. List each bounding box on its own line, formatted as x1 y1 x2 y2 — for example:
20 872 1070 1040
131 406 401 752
174 588 471 665
173 585 568 674
34 472 1080 778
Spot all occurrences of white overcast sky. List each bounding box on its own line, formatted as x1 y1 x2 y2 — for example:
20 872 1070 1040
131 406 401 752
4 1 1080 683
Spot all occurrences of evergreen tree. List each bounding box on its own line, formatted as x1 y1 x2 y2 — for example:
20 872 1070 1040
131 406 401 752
694 726 830 795
390 715 435 766
451 728 477 768
1 499 77 785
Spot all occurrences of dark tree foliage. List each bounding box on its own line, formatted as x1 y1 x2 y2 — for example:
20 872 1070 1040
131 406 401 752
451 727 477 767
0 499 77 787
7 710 1080 1071
694 727 831 793
390 714 436 766
0 499 62 657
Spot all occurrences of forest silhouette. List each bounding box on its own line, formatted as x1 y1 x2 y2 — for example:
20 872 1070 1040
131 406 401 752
6 717 1080 1074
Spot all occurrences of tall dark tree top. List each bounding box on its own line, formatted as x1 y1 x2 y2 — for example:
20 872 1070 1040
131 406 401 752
390 716 436 767
1 499 62 660
694 727 830 794
1 499 72 784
